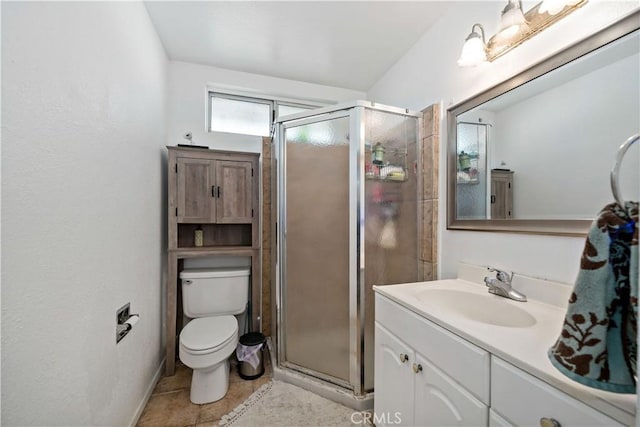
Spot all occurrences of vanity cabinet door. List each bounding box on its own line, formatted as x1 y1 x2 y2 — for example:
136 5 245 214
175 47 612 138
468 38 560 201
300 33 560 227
491 358 623 427
414 353 488 427
489 409 513 427
374 323 415 427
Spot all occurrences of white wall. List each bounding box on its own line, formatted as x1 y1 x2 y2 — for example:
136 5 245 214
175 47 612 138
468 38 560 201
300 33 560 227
2 2 168 425
492 53 639 219
367 1 639 284
167 60 365 153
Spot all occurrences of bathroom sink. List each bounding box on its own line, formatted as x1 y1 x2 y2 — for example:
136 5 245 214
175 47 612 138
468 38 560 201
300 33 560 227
412 288 537 328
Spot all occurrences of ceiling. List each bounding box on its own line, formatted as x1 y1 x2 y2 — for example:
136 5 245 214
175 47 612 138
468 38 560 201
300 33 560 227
144 1 450 91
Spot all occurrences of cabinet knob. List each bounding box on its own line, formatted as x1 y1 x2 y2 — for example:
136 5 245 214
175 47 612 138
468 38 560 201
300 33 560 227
412 363 423 373
540 418 561 427
399 353 409 363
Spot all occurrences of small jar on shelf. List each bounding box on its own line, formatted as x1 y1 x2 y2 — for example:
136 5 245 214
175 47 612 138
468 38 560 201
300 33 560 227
194 226 204 247
372 143 385 165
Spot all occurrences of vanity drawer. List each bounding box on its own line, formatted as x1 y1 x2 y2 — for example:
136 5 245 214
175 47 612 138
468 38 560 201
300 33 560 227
376 293 490 404
491 357 623 427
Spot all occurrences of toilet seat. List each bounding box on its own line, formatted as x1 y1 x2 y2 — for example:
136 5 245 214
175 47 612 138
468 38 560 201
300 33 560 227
180 316 238 354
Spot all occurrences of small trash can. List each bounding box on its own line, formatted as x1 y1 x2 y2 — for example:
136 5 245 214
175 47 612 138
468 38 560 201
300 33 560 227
236 332 266 380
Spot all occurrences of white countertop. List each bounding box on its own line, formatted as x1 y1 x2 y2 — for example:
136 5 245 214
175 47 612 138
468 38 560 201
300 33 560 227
373 264 636 425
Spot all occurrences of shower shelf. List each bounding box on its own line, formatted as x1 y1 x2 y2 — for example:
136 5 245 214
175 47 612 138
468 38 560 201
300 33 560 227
366 173 408 182
364 145 408 156
366 164 408 182
364 142 408 182
457 170 479 185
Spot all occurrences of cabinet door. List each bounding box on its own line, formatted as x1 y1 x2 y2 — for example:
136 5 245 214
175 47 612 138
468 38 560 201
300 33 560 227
489 409 513 427
215 160 253 223
176 157 216 223
490 172 512 219
491 357 624 427
414 353 488 426
375 323 414 427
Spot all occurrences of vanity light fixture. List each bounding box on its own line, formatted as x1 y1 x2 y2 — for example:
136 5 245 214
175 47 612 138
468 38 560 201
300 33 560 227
458 0 588 67
497 0 529 41
457 24 488 67
539 0 581 16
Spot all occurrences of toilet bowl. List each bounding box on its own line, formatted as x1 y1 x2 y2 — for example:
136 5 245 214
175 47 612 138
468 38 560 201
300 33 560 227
178 267 249 404
179 315 239 404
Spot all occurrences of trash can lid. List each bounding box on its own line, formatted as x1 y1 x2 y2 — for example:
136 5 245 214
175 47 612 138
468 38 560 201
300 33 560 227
239 332 266 346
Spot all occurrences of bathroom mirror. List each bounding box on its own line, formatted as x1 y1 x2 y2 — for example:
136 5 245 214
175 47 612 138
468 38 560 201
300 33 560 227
447 10 639 236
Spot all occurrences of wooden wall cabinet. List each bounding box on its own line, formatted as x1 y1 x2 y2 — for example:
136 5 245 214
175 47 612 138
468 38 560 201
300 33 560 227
490 170 513 219
165 146 260 376
176 157 253 224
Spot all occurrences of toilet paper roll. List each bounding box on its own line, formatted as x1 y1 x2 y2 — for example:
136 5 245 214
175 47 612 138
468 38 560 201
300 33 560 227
125 315 140 328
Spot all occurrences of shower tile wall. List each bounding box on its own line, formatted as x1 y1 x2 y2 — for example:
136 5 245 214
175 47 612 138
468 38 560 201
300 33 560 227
420 103 440 281
261 137 273 337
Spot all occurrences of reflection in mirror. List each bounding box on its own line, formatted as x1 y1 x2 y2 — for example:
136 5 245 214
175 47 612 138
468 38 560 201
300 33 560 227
456 122 489 218
448 11 640 235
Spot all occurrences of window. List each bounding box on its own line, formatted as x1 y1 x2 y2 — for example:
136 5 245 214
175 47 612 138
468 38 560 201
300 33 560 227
276 103 313 119
208 92 318 137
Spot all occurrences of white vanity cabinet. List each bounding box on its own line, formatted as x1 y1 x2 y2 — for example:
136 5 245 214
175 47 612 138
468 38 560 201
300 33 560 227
491 358 623 427
374 324 415 426
375 294 490 427
374 292 627 427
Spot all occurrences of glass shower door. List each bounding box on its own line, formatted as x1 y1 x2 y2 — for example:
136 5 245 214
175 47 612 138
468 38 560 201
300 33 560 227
362 109 419 392
280 112 352 386
456 122 488 219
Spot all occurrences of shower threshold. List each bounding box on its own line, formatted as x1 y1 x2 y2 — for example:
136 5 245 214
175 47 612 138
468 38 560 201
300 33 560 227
266 338 374 412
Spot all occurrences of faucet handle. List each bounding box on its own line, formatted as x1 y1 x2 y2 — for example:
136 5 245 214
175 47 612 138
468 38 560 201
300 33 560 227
487 267 513 283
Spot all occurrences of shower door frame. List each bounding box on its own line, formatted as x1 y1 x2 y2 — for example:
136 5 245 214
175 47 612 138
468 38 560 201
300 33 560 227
275 101 422 396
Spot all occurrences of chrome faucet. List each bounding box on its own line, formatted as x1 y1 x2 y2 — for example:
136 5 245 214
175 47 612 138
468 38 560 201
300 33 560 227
483 267 527 302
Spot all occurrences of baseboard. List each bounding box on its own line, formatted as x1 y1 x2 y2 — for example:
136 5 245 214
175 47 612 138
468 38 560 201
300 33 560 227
129 358 166 427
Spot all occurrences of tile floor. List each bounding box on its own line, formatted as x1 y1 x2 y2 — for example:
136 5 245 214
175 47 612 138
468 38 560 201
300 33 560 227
137 354 272 427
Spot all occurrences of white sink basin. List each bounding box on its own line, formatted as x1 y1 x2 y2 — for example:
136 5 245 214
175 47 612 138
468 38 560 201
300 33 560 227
412 288 536 328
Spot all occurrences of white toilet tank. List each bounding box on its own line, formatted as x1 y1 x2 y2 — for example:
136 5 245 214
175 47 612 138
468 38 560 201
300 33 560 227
180 267 250 318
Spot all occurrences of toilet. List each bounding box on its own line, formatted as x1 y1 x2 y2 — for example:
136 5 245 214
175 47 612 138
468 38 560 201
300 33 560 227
179 267 250 404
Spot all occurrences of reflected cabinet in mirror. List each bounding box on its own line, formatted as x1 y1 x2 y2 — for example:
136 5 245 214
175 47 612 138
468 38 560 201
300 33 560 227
447 10 639 236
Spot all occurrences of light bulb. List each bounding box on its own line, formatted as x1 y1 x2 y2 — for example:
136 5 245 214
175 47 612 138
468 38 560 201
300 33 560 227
458 24 487 67
498 0 529 40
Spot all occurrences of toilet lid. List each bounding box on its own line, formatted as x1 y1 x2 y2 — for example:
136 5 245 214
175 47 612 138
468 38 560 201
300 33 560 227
180 316 238 352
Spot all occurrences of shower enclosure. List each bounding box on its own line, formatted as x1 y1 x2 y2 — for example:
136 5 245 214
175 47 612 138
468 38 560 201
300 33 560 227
456 121 489 219
275 101 421 403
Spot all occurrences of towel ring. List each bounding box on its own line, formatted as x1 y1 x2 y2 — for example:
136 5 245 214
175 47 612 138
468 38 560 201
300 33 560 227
610 133 639 212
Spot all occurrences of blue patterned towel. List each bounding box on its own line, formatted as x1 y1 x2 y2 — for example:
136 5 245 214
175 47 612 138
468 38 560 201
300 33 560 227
548 202 638 393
